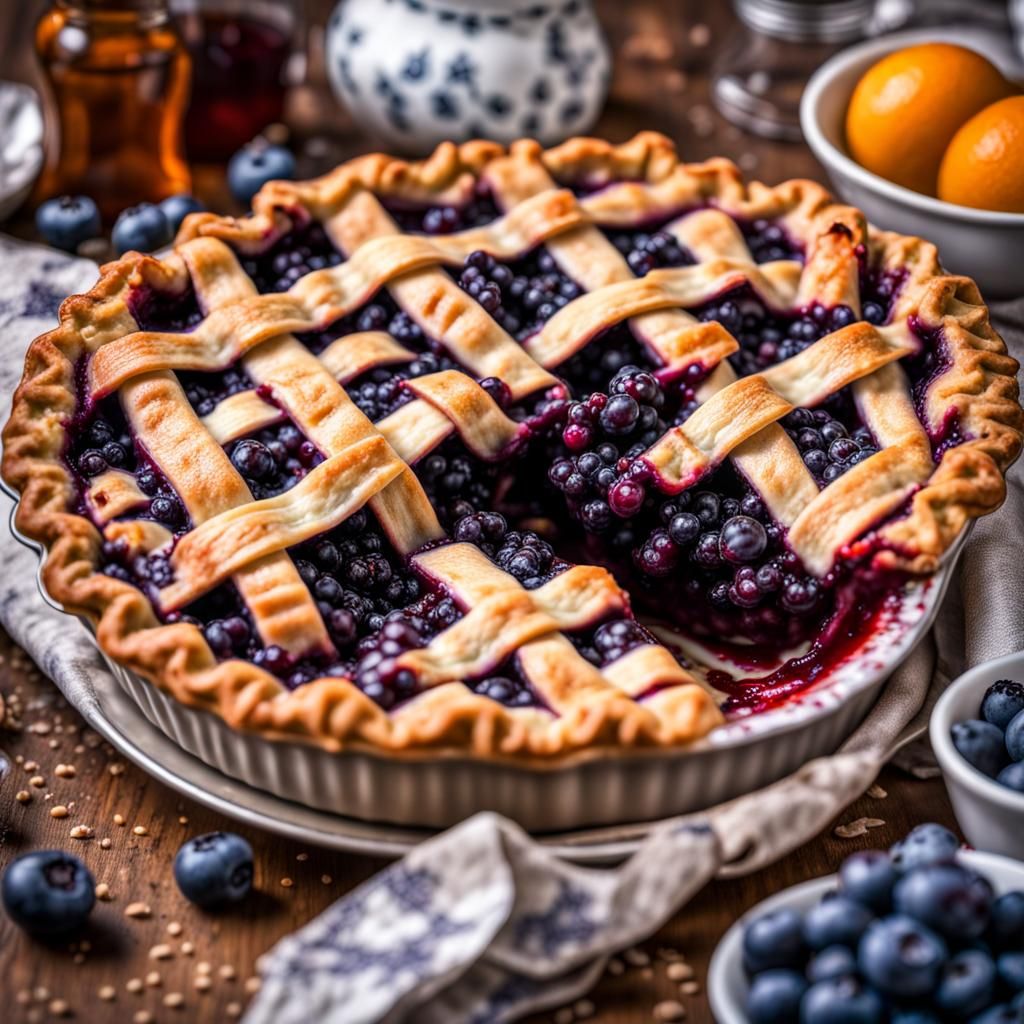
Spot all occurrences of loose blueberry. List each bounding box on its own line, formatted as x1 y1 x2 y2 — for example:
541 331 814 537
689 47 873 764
742 907 806 974
998 951 1024 993
801 975 886 1024
988 892 1024 949
953 720 1010 778
1 850 95 935
857 914 948 997
803 895 874 950
158 193 205 234
719 515 767 564
112 203 173 254
173 831 254 908
35 195 102 252
1007 710 1024 763
889 822 959 873
893 864 993 940
227 143 296 205
806 944 858 983
997 762 1024 793
839 849 897 913
935 949 998 1017
745 968 806 1024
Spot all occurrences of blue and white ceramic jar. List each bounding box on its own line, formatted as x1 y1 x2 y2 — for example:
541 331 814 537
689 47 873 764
325 0 612 153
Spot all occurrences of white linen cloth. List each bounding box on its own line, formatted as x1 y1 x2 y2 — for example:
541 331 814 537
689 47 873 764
0 236 1020 1023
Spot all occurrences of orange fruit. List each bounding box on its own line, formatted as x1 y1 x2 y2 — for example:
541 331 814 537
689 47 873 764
938 95 1024 212
845 43 1014 196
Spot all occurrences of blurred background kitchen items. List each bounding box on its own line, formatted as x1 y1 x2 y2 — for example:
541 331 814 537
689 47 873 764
0 84 44 223
324 0 612 154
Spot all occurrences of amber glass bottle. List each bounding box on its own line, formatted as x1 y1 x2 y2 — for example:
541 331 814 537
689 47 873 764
34 0 192 221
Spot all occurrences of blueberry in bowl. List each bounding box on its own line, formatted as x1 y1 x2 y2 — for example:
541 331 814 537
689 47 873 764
708 824 1024 1024
932 654 1024 859
1 850 95 935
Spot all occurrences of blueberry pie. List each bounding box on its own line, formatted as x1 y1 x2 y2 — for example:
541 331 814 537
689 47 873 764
4 133 1021 758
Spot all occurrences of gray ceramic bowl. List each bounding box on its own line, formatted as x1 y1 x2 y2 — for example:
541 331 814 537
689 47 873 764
800 30 1024 299
930 651 1024 859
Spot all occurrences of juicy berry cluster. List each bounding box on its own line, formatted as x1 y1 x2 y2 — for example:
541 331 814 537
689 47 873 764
470 664 537 708
180 367 253 418
742 823 1024 1024
346 350 458 422
129 284 203 332
456 248 582 341
74 408 136 480
782 407 879 486
387 189 501 235
547 365 667 534
416 440 502 528
453 511 563 589
741 218 803 263
952 678 1024 793
241 223 343 294
606 228 693 276
571 617 651 670
228 423 321 499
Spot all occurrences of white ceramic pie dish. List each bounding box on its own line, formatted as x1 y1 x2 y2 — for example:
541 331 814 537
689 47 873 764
86 552 956 831
931 650 1024 860
800 28 1024 299
707 848 1024 1024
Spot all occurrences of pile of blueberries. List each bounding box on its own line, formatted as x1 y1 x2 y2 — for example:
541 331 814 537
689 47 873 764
952 679 1024 794
743 823 1024 1024
35 142 296 255
1 832 255 935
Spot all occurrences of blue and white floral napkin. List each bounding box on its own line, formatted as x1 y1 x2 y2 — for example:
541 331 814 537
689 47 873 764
0 235 1021 1024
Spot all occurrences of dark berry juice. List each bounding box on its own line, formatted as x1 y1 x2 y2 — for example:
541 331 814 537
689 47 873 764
175 6 292 161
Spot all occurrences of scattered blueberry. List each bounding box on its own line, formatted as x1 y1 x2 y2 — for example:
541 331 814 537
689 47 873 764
857 914 948 997
801 975 886 1024
935 949 998 1017
889 823 959 873
742 907 806 973
112 203 173 254
158 193 205 234
746 968 807 1024
840 850 896 912
893 864 993 939
173 832 254 908
803 895 874 950
35 195 102 252
227 143 296 205
1 850 95 934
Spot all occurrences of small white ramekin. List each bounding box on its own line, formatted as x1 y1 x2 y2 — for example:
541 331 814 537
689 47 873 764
930 651 1024 859
708 848 1024 1024
800 29 1024 299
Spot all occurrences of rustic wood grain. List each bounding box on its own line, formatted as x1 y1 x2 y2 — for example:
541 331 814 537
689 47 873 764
0 1 957 1021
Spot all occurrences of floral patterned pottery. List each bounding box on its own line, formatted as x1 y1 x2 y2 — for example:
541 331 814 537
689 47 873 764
325 0 611 152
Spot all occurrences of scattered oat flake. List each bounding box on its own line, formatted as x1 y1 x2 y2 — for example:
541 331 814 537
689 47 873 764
125 902 152 918
108 763 125 776
132 825 148 836
48 999 71 1017
655 1000 687 1022
98 985 116 1001
680 980 701 996
622 32 673 63
296 852 309 861
29 775 45 787
34 986 50 1001
16 789 31 803
24 760 39 772
178 815 188 825
280 877 294 888
126 979 143 994
226 1003 242 1018
196 961 212 976
167 921 183 937
624 947 650 967
194 976 212 992
30 720 52 735
180 941 195 956
244 977 261 995
163 992 184 1009
113 814 126 826
668 961 695 981
321 874 333 885
218 964 236 980
145 970 161 987
17 991 31 1005
70 825 94 839
868 784 888 799
150 943 173 960
689 23 711 47
133 1012 153 1024
50 805 69 818
835 817 886 839
100 838 112 849
55 763 76 778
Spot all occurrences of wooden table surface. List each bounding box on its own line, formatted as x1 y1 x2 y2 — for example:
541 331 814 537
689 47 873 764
0 1 961 1022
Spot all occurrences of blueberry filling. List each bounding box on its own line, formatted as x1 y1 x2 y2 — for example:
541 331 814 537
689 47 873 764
384 187 502 235
70 211 962 712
